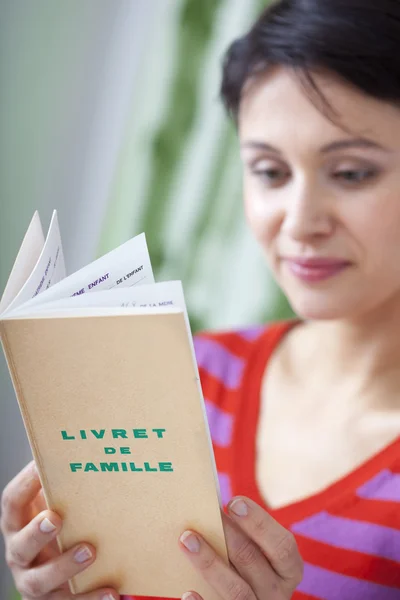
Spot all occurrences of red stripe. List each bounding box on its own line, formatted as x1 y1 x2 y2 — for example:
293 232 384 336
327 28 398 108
131 596 167 600
132 590 319 600
386 460 400 474
293 592 321 600
296 534 400 588
213 446 232 472
337 496 400 530
200 369 241 414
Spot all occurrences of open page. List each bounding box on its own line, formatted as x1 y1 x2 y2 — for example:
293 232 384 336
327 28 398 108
1 211 66 316
0 212 45 313
8 280 186 317
10 232 154 316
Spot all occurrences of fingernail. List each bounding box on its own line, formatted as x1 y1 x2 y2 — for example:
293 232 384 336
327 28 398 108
102 594 116 600
182 593 197 600
180 531 201 553
39 517 57 533
74 545 93 563
229 499 248 517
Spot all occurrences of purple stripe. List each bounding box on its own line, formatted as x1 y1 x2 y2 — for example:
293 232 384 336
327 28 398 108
238 325 266 341
292 511 400 563
218 472 233 506
298 563 400 600
205 400 234 447
357 470 400 502
194 337 245 389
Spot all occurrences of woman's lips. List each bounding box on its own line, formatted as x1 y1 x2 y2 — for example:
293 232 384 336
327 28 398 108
283 257 352 283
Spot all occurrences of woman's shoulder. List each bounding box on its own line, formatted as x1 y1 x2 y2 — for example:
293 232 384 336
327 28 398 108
193 320 296 408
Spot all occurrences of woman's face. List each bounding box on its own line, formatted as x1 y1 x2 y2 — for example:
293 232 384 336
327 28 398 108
239 67 400 321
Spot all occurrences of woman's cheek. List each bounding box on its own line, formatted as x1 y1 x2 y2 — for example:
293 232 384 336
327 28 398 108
244 188 280 246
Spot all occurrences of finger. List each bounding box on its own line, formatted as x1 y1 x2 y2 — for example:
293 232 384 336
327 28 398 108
17 542 96 597
6 509 62 568
221 511 283 598
31 535 61 567
227 497 303 591
181 591 204 600
31 486 48 515
179 529 257 600
0 460 41 533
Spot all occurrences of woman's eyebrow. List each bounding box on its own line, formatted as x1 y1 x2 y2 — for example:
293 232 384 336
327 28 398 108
320 138 391 153
241 141 282 154
241 138 392 154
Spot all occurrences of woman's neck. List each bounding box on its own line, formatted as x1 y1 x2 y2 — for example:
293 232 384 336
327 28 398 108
293 296 400 409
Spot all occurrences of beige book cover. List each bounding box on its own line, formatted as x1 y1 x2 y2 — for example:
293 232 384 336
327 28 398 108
0 211 228 598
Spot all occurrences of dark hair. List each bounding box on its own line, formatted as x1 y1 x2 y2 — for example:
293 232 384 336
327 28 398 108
221 0 400 121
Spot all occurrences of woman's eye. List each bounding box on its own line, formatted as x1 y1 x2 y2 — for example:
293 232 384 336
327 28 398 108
252 167 290 185
333 168 377 184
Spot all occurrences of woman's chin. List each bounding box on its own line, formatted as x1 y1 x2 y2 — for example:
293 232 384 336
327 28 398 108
285 293 360 322
274 265 360 321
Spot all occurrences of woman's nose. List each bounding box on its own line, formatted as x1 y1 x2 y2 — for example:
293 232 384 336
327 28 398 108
281 187 334 242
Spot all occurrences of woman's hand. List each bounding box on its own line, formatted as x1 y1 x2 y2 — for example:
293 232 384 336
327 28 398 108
179 496 303 600
0 460 119 600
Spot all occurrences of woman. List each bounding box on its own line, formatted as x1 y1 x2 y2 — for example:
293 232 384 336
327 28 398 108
3 0 400 598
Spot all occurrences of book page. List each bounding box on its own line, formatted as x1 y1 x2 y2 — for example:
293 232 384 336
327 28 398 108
2 211 66 316
9 280 186 317
0 212 45 314
13 232 154 314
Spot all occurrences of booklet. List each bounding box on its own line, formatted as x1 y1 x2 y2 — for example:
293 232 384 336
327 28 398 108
0 211 228 598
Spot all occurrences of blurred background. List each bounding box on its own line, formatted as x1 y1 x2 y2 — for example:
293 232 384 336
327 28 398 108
0 0 293 597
